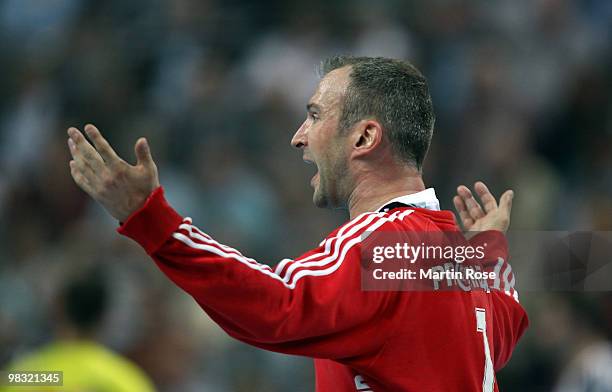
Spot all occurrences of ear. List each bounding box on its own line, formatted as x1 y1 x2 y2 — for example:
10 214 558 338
351 120 383 157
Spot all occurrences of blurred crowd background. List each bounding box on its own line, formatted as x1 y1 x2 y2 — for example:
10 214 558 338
1 0 611 391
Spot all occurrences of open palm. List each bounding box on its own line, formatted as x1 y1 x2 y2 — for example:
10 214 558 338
453 181 514 233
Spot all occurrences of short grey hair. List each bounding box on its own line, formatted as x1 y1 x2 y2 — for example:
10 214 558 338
320 56 435 170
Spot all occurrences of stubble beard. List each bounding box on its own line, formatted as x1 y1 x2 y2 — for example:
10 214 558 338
312 156 349 209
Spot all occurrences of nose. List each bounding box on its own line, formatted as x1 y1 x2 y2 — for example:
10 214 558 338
291 121 307 149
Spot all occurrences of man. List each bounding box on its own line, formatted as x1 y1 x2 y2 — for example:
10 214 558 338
67 56 528 391
1 270 154 392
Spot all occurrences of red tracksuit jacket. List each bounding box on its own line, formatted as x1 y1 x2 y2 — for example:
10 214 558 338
118 187 528 392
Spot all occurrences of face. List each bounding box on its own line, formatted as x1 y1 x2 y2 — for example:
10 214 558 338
291 67 352 208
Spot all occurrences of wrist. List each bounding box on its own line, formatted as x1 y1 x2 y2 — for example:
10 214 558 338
115 186 161 223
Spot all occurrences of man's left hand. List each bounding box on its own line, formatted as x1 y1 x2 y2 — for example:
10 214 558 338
453 181 513 233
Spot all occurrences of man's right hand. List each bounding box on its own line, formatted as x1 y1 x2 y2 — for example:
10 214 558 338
67 124 160 223
452 181 513 233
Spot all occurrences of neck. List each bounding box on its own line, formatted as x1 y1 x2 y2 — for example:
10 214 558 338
347 166 425 219
56 323 95 341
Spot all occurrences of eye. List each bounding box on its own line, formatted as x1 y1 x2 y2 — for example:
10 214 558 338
308 112 320 121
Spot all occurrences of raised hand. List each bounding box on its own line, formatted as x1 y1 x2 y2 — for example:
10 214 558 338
453 181 513 233
67 124 160 222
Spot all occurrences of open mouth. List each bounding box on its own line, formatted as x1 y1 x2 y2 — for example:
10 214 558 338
304 158 319 187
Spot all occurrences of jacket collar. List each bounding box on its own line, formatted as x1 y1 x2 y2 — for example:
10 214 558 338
376 188 440 212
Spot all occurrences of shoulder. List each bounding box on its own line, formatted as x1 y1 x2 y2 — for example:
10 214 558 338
87 344 155 391
321 209 419 245
389 207 458 232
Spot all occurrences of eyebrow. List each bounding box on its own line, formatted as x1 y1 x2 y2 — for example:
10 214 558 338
307 103 322 113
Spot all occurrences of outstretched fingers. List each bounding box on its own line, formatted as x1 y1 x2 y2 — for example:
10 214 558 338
83 124 121 165
65 125 161 222
134 137 155 169
474 181 498 213
67 127 104 171
457 185 485 221
453 181 515 233
453 194 474 229
67 136 96 176
69 159 94 194
499 189 514 215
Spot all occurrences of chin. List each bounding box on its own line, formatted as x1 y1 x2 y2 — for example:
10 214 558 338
312 194 327 208
312 188 329 209
313 188 343 209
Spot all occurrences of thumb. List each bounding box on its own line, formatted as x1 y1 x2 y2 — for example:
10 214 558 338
499 189 514 215
135 137 154 169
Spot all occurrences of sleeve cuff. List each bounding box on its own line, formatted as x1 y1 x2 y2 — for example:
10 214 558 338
117 186 184 255
469 230 509 263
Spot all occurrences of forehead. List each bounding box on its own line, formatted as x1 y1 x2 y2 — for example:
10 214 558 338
309 66 351 111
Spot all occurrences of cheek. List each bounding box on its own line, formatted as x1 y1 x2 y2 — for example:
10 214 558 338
308 129 326 156
312 121 338 147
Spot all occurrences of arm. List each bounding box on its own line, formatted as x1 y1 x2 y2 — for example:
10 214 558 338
453 182 519 300
67 125 393 359
118 187 397 358
453 182 528 368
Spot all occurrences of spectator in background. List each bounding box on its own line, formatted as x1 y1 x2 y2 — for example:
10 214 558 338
1 268 155 392
0 1 611 390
